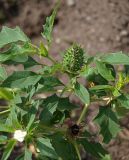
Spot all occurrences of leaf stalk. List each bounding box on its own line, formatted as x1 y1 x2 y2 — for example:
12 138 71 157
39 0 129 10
77 104 88 125
0 109 10 115
73 141 81 160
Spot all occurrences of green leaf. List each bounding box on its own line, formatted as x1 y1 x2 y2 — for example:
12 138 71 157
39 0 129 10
4 56 40 69
0 66 7 81
1 139 17 160
42 94 78 111
51 133 78 160
101 154 112 160
74 82 90 105
37 156 51 160
38 63 61 76
96 60 115 81
1 71 41 88
95 107 120 143
42 0 60 44
89 85 113 91
23 57 40 68
37 76 63 93
0 122 14 132
0 26 29 48
26 101 39 131
115 105 129 118
0 135 7 144
0 43 35 63
24 147 32 160
15 155 24 160
40 96 58 125
57 97 79 111
79 139 108 158
51 110 69 124
13 54 28 63
82 67 108 85
89 85 112 98
40 94 78 124
43 76 63 86
37 137 58 159
6 106 21 129
112 88 121 97
0 88 14 100
125 65 129 75
13 93 22 104
117 94 129 109
81 67 96 79
102 52 129 65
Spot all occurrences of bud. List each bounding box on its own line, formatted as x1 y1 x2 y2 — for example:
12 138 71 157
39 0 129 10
13 130 27 142
39 42 48 57
63 44 85 74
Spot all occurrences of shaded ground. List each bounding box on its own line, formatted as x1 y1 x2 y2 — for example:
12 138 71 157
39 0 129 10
1 0 129 159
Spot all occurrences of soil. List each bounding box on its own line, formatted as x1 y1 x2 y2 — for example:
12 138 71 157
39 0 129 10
1 0 129 159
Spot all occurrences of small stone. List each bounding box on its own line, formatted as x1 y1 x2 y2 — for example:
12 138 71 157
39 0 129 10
109 2 115 8
55 38 61 44
90 28 95 33
120 30 128 36
116 35 120 41
99 37 105 42
67 0 75 6
86 16 91 21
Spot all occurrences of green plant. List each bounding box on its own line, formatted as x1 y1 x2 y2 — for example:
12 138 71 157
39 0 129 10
0 1 129 160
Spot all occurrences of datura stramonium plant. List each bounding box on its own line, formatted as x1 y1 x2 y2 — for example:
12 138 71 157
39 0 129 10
1 1 129 160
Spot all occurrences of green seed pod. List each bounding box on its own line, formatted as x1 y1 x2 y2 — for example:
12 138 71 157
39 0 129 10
63 44 85 74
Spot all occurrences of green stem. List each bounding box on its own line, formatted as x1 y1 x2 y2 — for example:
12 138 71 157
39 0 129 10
30 43 39 50
60 86 68 97
73 141 81 160
0 109 10 115
47 55 56 64
77 104 88 125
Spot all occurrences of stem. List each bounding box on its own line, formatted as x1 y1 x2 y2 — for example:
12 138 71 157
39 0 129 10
47 55 56 64
30 43 39 50
0 109 10 115
73 141 81 160
90 96 113 105
60 87 67 97
77 104 88 125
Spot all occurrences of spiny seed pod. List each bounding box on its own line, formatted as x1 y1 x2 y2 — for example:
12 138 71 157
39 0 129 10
63 44 85 73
